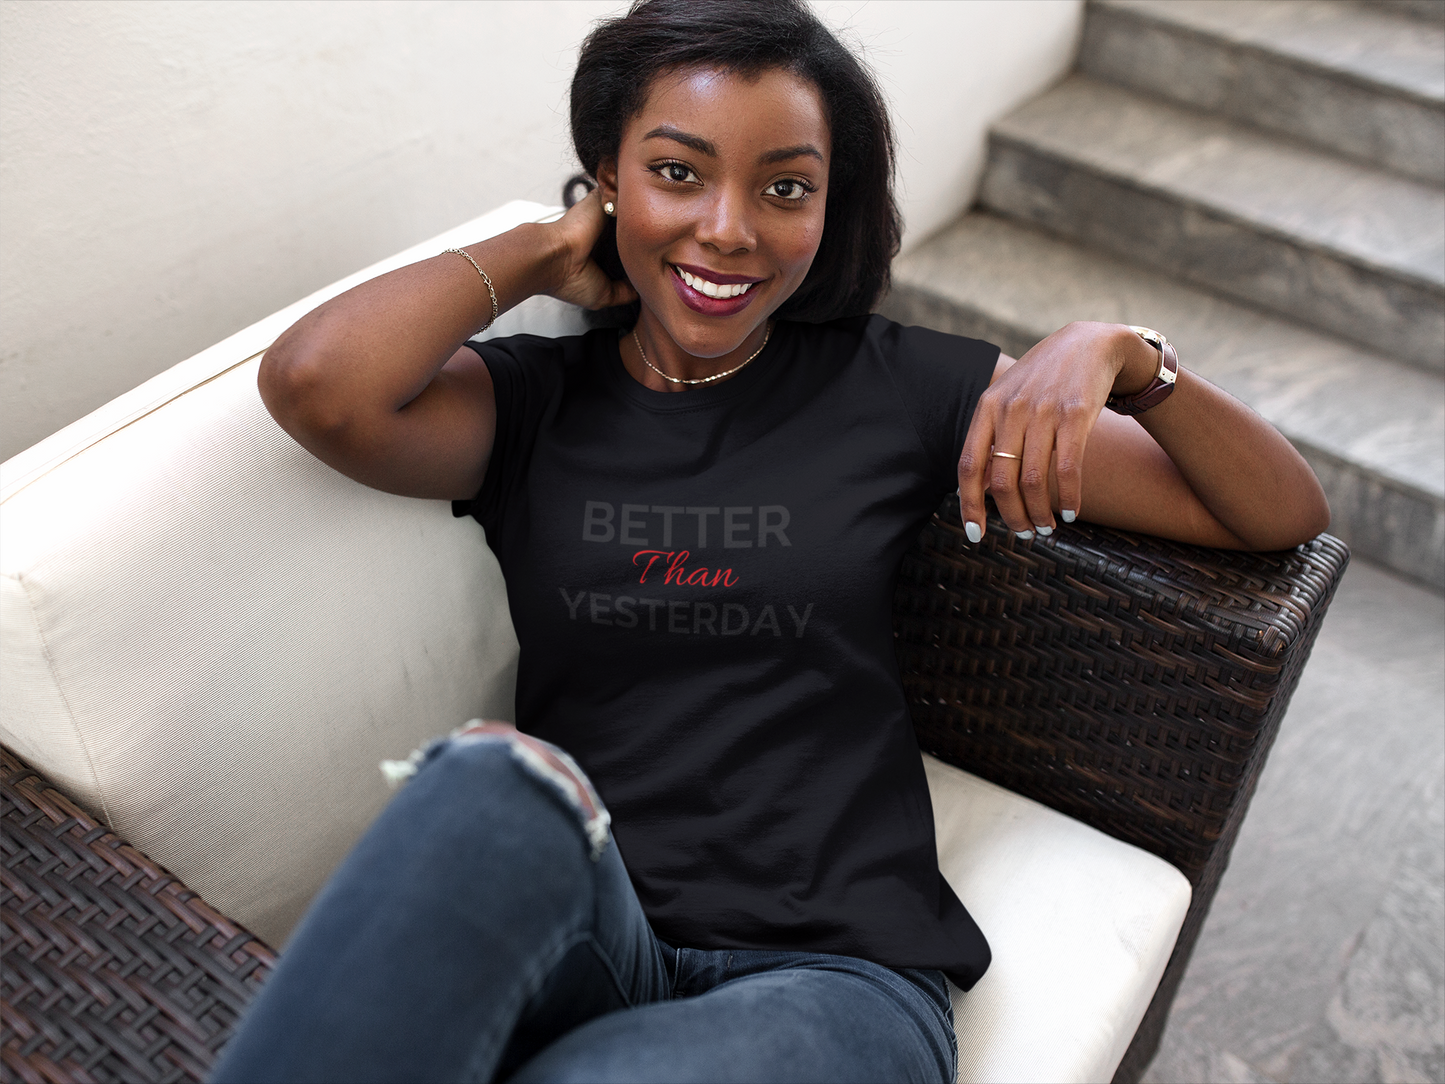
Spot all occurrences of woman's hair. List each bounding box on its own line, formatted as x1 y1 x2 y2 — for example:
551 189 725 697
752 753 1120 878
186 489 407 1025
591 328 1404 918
565 0 901 323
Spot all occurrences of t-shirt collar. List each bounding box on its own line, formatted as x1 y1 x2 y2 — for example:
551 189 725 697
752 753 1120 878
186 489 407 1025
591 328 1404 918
601 322 788 413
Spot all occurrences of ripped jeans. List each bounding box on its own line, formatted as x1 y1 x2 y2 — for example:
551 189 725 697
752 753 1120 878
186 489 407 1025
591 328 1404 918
209 725 957 1084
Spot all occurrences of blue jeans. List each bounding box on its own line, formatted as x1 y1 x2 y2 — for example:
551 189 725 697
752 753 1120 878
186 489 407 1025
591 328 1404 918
210 727 958 1083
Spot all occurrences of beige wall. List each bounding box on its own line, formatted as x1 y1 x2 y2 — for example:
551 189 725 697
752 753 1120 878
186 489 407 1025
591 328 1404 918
0 0 1080 461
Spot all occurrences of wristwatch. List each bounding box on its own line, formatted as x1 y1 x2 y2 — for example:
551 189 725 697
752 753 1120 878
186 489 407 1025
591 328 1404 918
1106 326 1179 416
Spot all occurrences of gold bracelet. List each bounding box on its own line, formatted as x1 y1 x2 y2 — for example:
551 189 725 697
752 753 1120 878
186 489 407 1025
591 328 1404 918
444 247 499 331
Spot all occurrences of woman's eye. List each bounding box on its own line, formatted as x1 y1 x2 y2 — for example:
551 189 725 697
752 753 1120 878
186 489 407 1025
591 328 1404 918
765 179 810 201
653 162 700 185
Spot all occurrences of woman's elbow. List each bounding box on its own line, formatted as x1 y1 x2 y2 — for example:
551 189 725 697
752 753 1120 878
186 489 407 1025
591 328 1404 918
1252 479 1332 551
1297 487 1333 545
258 332 353 442
1288 460 1333 545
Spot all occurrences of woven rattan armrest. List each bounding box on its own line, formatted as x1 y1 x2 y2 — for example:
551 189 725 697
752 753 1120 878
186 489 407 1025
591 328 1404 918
1 747 276 1084
895 503 1349 1083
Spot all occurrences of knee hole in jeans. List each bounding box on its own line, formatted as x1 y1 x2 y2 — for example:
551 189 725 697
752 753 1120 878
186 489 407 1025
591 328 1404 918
381 720 612 860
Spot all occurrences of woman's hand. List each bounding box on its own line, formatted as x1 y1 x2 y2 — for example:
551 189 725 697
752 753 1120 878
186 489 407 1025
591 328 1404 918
956 321 1331 550
957 321 1153 540
543 189 639 311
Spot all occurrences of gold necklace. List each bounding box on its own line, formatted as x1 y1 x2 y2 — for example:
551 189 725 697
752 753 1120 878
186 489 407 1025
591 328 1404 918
632 322 773 386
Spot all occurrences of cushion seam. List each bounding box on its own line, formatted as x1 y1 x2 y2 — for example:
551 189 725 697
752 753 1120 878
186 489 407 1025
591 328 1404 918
0 348 267 507
6 569 112 826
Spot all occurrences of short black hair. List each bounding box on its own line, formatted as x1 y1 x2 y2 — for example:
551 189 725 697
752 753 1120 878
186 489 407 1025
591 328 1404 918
565 0 901 323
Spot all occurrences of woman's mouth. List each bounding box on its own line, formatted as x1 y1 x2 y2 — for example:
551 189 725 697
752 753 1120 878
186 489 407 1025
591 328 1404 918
674 266 755 299
669 264 764 316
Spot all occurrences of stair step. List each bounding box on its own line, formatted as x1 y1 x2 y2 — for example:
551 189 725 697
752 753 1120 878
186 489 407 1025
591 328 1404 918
981 75 1445 372
882 212 1445 590
1376 0 1445 23
1080 0 1445 183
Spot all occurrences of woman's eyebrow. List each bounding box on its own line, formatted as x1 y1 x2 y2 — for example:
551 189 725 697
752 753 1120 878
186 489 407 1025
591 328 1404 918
642 126 717 156
641 127 823 167
759 144 824 165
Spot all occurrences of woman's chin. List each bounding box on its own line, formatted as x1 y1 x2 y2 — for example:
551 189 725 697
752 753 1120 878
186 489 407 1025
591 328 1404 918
641 299 767 361
659 318 760 362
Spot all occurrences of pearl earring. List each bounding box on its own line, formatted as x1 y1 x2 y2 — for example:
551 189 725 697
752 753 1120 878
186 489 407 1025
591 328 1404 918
603 201 616 216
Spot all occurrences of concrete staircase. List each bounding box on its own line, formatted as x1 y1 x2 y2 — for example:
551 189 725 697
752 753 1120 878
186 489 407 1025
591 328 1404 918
884 0 1444 590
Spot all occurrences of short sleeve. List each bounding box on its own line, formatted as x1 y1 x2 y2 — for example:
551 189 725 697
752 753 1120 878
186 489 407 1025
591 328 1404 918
450 333 568 536
870 316 1000 492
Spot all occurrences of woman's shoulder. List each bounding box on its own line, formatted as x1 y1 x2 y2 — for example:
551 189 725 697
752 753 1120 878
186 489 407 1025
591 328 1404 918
461 327 619 412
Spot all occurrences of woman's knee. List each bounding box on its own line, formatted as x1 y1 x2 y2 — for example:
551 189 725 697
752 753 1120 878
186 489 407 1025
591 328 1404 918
386 721 613 863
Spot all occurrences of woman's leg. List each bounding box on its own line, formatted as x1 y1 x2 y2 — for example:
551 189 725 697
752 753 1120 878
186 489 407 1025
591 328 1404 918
505 950 956 1084
210 727 671 1084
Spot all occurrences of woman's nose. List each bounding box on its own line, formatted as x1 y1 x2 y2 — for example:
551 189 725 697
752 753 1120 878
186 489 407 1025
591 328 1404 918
693 184 756 254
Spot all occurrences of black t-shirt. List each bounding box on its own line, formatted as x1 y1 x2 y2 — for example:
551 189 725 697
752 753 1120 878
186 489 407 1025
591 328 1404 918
453 315 998 989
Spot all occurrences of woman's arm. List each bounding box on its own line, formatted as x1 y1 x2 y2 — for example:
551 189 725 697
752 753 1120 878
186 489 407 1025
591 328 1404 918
957 321 1330 550
258 191 634 500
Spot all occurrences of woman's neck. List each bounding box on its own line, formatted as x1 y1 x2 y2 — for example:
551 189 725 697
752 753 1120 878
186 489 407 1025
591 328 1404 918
621 310 772 393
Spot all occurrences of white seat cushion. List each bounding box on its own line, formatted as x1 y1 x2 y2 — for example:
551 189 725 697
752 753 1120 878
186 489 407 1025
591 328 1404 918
925 754 1191 1083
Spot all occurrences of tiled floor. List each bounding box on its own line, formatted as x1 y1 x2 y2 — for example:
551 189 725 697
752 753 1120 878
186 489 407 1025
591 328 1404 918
1143 560 1445 1084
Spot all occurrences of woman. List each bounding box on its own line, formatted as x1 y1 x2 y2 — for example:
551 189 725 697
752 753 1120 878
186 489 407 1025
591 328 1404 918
212 2 1329 1081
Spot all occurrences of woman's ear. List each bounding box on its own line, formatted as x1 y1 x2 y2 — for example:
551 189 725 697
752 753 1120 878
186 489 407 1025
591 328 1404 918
595 157 619 205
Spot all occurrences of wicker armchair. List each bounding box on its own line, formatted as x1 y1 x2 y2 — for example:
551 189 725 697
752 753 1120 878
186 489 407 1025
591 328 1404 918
3 509 1347 1083
0 202 1349 1083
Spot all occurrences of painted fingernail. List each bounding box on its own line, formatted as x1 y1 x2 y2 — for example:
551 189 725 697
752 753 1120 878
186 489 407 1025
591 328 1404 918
1061 509 1077 523
965 521 983 544
1016 529 1034 541
1035 525 1053 536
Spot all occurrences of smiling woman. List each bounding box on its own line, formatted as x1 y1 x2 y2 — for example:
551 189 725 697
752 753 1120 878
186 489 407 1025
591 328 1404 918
219 1 1330 1082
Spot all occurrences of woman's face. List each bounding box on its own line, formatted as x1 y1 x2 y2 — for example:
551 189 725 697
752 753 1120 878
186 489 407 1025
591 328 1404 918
598 65 831 366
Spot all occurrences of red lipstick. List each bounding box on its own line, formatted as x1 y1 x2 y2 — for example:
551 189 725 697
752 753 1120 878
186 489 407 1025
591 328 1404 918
671 263 765 286
669 264 764 317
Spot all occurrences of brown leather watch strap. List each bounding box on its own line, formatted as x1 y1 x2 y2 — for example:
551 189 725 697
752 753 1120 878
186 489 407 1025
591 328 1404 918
1106 326 1179 416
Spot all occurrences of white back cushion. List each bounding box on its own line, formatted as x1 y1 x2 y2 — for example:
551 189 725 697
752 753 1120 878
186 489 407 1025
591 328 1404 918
0 202 584 947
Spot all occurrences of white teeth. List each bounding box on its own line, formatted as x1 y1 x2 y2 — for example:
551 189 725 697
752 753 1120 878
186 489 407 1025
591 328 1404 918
677 268 753 299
